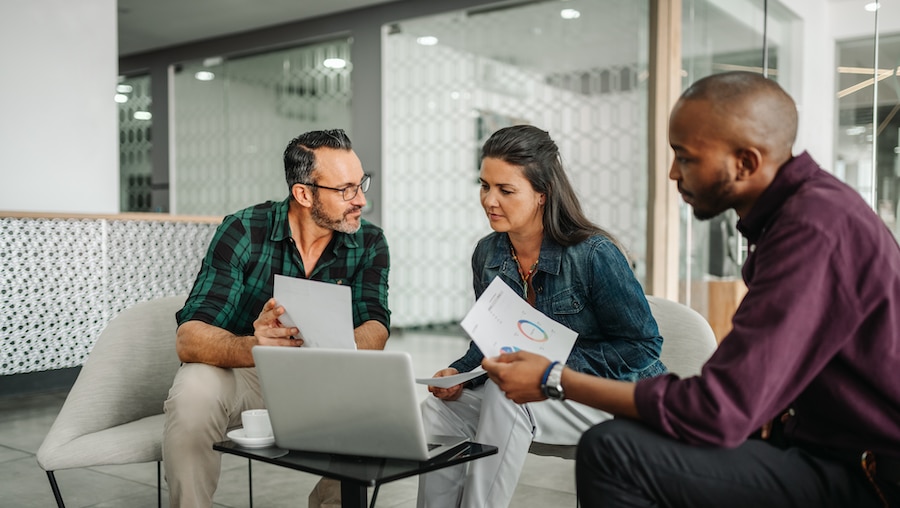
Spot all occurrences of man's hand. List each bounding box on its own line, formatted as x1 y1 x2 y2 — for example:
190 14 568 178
253 298 303 347
482 351 552 404
428 368 464 401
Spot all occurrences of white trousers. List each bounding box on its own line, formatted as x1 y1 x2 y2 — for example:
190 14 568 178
416 380 611 508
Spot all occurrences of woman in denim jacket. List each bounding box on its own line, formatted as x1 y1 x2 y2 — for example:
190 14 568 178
417 125 666 508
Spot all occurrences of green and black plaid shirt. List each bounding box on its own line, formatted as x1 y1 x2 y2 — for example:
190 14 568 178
177 197 390 336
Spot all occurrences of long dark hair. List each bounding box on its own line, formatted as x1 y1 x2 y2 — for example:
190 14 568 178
481 125 622 249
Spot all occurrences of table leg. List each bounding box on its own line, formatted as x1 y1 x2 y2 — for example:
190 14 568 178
340 480 367 508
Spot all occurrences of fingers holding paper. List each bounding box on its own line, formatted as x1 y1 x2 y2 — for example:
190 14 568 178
253 298 303 346
482 351 551 404
428 368 465 401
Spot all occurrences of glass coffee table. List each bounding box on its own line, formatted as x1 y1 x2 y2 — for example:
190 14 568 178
214 440 497 508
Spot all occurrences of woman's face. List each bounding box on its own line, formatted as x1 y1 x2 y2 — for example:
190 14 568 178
479 157 545 236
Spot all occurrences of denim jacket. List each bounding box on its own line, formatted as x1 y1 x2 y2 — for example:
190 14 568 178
450 232 666 384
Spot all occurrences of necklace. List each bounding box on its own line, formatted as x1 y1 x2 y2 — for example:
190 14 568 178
510 243 539 303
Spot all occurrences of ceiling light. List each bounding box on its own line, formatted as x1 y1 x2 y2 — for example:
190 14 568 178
416 36 439 46
560 9 581 19
323 58 347 69
114 94 128 103
116 84 133 94
134 111 152 120
194 71 215 81
865 2 880 11
203 56 223 67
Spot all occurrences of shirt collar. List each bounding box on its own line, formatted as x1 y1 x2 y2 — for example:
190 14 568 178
270 196 293 242
736 151 819 244
269 196 362 249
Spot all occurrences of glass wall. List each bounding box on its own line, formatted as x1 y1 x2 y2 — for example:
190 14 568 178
836 32 900 240
117 74 154 212
171 38 353 215
383 0 649 327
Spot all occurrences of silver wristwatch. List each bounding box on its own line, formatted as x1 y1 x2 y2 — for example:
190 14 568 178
541 362 566 400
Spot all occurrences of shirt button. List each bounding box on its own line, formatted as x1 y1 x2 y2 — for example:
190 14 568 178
336 280 344 285
749 244 756 253
536 286 543 293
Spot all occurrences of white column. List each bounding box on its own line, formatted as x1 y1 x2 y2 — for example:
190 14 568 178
0 0 118 214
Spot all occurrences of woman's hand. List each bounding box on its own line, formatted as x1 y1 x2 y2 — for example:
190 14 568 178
429 368 465 401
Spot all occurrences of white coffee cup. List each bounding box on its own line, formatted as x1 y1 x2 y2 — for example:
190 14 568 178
241 409 273 438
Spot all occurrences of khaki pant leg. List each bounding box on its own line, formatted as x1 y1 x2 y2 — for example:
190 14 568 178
308 477 342 508
163 363 263 508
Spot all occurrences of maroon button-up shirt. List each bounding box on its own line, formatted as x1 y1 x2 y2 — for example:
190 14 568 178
636 152 900 459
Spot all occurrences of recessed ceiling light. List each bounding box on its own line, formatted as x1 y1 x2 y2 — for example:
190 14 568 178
116 84 133 93
194 71 215 81
416 36 439 46
560 8 581 19
865 2 880 11
114 94 128 103
323 58 347 69
203 56 223 67
134 111 152 120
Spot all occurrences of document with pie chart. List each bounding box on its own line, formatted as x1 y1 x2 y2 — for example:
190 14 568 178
460 276 577 363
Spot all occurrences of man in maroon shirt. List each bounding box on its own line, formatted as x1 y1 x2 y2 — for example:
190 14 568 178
482 71 900 507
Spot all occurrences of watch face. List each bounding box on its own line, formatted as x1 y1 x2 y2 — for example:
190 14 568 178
547 386 562 399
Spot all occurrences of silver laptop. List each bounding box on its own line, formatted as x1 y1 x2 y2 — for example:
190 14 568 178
252 346 470 461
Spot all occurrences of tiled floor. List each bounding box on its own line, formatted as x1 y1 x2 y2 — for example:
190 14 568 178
0 330 577 507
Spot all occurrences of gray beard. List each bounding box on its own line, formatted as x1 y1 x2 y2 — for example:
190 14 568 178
311 198 361 234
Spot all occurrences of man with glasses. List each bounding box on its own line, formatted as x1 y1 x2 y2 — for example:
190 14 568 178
163 129 390 508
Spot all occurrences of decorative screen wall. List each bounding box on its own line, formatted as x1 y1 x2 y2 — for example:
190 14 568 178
0 217 216 375
118 74 154 212
383 0 649 327
172 38 353 216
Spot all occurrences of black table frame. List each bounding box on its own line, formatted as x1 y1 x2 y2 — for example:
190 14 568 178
214 440 498 508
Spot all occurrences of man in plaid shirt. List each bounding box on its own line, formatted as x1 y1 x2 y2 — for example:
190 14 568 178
163 129 390 508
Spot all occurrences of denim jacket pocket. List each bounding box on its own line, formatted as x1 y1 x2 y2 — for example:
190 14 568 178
549 287 587 331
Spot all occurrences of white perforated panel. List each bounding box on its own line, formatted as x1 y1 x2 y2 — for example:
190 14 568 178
0 217 216 375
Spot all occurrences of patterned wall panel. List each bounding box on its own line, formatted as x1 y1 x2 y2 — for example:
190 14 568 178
118 74 154 212
0 217 216 376
173 39 353 216
383 0 649 328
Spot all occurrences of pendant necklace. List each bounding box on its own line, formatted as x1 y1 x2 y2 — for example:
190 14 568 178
510 242 539 304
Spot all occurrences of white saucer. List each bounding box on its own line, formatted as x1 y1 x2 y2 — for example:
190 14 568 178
227 428 275 449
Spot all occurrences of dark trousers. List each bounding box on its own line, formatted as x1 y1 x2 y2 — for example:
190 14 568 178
576 419 898 508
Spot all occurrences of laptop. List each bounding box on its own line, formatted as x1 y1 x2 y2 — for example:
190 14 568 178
252 346 471 461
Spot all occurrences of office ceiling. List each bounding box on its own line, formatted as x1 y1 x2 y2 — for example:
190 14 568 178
117 0 398 56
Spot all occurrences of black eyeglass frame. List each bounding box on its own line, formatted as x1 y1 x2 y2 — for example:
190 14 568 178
300 173 371 201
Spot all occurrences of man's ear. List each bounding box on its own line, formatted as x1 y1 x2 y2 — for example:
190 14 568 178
735 148 762 181
291 184 312 207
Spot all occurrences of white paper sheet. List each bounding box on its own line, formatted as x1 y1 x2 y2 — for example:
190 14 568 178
273 274 356 349
460 276 577 363
415 368 486 388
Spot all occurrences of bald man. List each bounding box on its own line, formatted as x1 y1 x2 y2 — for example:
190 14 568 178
482 71 900 507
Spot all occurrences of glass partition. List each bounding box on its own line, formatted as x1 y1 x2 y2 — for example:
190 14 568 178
836 31 900 240
171 38 353 215
383 0 650 327
117 74 154 212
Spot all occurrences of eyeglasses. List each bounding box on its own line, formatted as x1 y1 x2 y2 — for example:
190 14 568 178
300 174 371 201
